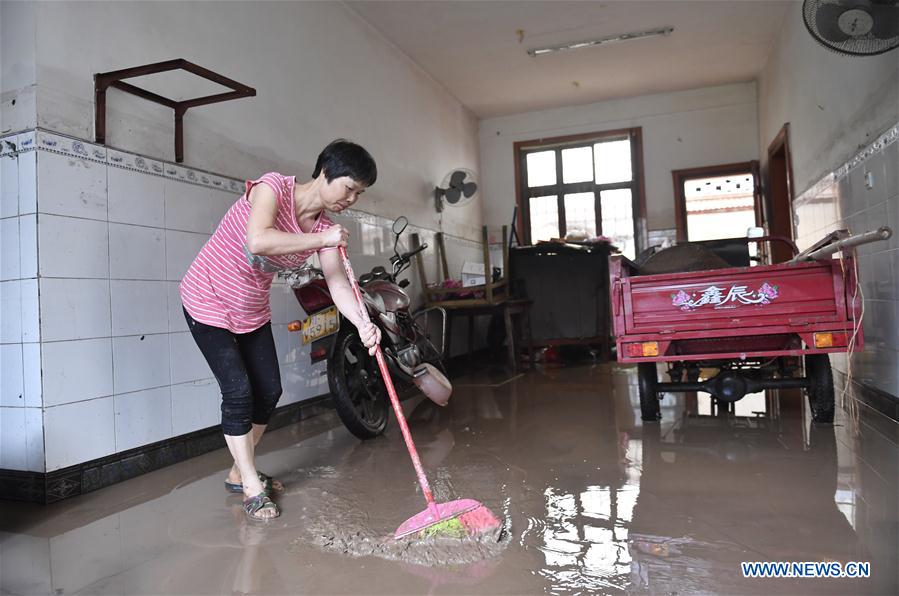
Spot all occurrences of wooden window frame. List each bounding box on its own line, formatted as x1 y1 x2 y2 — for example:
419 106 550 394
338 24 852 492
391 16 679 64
672 161 762 243
513 127 647 250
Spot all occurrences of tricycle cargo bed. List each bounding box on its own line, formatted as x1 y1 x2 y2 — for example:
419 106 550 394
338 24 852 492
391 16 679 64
609 256 862 363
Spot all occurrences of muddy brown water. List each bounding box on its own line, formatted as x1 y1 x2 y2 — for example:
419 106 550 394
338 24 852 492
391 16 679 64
1 364 896 594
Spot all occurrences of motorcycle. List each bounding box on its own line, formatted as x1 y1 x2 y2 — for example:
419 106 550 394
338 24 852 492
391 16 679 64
281 216 451 439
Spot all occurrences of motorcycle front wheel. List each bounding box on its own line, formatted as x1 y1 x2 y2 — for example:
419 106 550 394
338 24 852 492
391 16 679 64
327 325 389 439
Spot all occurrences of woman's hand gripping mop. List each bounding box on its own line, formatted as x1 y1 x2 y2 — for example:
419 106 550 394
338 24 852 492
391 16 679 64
338 246 502 540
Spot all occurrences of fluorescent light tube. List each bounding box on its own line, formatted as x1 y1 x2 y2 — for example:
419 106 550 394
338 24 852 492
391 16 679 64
527 26 674 56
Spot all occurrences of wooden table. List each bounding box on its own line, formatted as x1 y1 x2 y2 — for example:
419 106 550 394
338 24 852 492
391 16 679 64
444 298 534 373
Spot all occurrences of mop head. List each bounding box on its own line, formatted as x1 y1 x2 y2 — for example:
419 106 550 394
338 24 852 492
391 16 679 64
409 504 503 541
420 517 468 539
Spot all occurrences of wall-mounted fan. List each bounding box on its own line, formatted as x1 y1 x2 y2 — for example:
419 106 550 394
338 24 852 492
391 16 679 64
803 0 899 56
434 169 478 212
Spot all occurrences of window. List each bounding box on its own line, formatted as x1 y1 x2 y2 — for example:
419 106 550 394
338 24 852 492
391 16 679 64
515 128 645 259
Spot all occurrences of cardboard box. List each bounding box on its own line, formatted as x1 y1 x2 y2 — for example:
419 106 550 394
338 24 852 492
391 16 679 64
461 261 486 287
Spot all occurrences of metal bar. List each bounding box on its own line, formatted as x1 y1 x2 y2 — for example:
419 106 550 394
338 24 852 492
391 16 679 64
96 59 187 82
92 59 256 164
180 89 255 109
412 307 447 356
791 227 893 262
179 60 255 93
94 75 107 144
110 81 179 109
659 378 809 393
788 229 849 261
174 107 186 164
422 297 508 308
424 279 507 295
755 378 810 389
618 346 846 363
483 226 493 303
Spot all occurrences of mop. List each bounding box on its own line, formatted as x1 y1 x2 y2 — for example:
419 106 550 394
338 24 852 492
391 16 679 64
338 246 503 540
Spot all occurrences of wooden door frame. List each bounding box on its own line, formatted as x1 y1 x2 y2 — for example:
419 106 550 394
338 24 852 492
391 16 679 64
671 161 761 242
765 123 796 263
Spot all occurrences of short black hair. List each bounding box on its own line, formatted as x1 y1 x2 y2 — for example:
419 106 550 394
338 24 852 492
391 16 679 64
312 139 377 187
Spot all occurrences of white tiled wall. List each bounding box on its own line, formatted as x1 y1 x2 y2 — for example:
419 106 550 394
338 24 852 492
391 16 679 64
1 137 43 472
793 125 899 398
43 396 115 471
170 379 219 436
29 139 244 472
39 278 111 342
114 387 173 452
1 129 484 474
41 338 113 406
0 406 44 472
108 224 165 280
107 165 164 227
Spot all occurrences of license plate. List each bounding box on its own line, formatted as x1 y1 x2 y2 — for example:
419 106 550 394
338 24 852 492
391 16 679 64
302 306 339 345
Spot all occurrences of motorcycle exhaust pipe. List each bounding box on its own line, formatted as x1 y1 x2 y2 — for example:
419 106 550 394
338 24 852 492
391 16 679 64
412 363 453 407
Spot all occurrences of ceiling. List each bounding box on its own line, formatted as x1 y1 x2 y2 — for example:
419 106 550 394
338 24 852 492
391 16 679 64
345 0 793 119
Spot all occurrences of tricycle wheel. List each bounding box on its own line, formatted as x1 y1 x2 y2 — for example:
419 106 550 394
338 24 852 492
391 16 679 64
638 363 661 422
805 354 835 424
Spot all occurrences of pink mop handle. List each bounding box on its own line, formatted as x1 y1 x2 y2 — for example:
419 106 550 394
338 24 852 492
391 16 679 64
337 247 438 513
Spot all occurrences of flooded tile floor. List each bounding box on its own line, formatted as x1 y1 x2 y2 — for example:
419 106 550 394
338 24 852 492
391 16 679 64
1 363 897 594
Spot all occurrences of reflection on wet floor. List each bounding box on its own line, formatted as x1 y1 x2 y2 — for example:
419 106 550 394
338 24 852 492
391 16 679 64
1 363 897 594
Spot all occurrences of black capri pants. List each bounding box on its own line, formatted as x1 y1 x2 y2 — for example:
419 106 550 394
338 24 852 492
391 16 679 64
184 307 283 436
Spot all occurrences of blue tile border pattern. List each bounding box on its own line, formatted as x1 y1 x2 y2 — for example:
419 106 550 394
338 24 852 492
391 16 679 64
0 127 245 195
0 127 482 248
832 122 898 183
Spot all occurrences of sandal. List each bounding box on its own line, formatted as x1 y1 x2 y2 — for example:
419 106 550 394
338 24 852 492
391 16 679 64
225 471 284 494
243 493 280 520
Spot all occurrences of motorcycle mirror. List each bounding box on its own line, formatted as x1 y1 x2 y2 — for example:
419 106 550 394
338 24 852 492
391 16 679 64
392 216 408 236
392 216 408 257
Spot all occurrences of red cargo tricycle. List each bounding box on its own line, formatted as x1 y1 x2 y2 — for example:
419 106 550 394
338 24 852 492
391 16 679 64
610 228 891 423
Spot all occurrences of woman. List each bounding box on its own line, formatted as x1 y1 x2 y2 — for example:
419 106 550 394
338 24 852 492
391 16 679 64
180 139 381 520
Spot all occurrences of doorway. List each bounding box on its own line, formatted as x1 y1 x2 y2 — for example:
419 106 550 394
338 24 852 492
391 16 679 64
672 161 761 243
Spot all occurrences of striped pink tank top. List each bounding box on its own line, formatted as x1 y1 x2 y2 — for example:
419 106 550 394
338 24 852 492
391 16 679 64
180 172 334 333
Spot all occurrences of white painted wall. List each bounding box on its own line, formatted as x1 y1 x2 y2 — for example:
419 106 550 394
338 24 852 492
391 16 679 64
27 0 482 241
0 0 37 133
758 3 899 198
478 83 760 235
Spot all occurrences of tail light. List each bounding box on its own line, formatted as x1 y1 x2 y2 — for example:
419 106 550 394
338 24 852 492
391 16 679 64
287 320 302 332
625 342 659 357
814 332 848 348
294 280 333 313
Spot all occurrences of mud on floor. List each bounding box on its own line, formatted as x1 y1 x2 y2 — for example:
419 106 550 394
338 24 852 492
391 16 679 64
288 486 511 567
